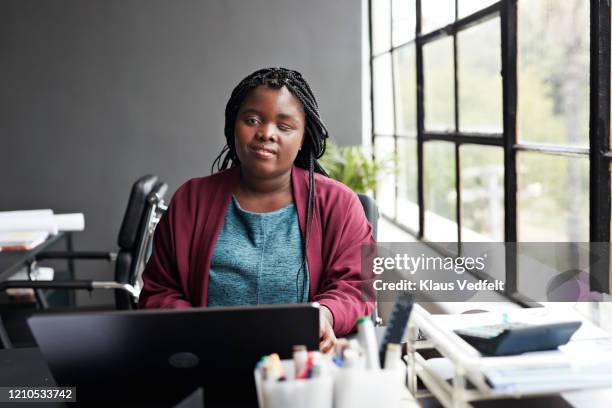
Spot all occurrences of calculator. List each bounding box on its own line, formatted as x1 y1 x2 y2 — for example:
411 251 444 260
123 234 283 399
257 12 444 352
454 321 582 356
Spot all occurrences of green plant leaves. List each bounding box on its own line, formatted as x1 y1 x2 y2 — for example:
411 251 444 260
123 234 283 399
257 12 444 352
319 141 395 193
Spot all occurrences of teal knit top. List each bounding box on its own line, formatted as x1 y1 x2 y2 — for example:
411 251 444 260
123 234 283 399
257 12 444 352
207 195 309 306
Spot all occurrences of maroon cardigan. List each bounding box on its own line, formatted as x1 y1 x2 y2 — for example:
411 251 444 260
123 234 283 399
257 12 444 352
138 166 374 336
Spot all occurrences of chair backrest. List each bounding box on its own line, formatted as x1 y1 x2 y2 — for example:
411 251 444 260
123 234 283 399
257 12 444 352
356 193 382 325
117 175 159 250
114 175 168 309
357 193 379 240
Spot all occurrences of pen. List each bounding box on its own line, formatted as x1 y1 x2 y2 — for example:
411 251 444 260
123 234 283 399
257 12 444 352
293 345 308 378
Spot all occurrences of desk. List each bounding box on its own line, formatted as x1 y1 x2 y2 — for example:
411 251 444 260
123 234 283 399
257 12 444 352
0 233 68 282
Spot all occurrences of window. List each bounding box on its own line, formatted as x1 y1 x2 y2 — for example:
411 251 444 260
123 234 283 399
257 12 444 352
370 0 612 300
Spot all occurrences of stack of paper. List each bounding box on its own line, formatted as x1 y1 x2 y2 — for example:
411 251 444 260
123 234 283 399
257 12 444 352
0 209 85 251
483 361 612 394
0 231 50 250
429 307 612 394
483 338 612 394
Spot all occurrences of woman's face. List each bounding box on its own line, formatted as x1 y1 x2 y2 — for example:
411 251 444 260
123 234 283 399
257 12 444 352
234 85 305 180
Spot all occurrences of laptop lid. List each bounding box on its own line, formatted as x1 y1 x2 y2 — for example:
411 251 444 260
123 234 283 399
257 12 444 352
28 303 320 407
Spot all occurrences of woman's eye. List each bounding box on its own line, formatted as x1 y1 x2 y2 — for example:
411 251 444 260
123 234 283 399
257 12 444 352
278 124 292 132
245 117 259 125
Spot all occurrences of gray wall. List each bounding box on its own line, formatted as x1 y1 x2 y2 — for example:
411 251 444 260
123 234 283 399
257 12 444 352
0 0 362 304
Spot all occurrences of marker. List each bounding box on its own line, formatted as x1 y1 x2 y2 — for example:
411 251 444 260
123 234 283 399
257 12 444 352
259 355 269 380
332 355 345 368
383 343 402 370
311 362 322 378
268 353 285 381
298 351 319 379
357 316 380 370
343 348 359 369
293 345 308 378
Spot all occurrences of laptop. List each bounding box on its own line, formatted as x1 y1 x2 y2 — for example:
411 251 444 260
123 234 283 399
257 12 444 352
28 303 320 407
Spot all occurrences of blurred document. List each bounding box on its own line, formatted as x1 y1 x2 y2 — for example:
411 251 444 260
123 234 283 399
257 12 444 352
0 209 84 250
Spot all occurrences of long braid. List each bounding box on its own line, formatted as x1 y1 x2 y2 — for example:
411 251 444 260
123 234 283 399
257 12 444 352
296 151 316 299
214 67 329 301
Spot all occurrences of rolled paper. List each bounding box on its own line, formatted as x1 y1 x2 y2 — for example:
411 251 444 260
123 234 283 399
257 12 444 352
54 213 85 232
0 210 85 235
0 209 57 234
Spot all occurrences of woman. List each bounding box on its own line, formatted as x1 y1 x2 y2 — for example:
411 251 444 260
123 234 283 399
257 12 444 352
139 68 374 352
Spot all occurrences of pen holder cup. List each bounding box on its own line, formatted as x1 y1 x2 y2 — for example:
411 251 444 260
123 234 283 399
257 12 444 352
254 361 333 408
334 369 404 408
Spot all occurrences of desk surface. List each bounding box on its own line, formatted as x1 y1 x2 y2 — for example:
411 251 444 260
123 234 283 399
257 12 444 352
0 233 65 282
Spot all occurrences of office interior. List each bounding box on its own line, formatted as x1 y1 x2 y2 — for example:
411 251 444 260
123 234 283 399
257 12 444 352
1 0 612 407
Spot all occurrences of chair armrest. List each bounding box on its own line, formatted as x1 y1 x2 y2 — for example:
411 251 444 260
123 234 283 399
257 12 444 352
0 280 138 298
35 251 117 262
0 280 94 291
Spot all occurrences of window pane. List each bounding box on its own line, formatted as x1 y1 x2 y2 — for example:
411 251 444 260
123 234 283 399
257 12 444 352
517 242 592 302
375 136 396 217
372 0 391 54
373 54 394 135
460 145 504 242
421 0 455 34
458 18 503 133
397 137 419 230
423 37 454 132
458 0 497 19
518 152 588 241
424 141 457 241
392 0 416 45
518 0 589 146
393 45 417 136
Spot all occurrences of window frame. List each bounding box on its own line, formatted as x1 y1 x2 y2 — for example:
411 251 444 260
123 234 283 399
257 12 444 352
369 0 612 301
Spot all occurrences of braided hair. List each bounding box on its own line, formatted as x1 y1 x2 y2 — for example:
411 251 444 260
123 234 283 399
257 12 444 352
212 67 329 300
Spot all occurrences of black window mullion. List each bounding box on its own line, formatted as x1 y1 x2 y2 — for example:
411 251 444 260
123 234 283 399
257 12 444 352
500 0 518 294
454 0 462 245
589 0 611 292
423 132 504 145
514 143 589 157
416 0 425 239
419 4 500 45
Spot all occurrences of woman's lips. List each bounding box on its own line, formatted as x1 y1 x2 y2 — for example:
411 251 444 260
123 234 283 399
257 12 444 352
249 145 277 160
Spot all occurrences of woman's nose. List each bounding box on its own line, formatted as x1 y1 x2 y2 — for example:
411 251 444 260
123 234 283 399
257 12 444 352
257 124 277 141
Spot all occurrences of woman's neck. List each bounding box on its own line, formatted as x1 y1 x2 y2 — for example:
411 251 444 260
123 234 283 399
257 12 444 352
239 169 292 195
234 169 293 212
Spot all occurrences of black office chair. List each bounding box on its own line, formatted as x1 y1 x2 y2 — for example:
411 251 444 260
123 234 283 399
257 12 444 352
357 193 379 241
0 175 168 348
356 193 382 326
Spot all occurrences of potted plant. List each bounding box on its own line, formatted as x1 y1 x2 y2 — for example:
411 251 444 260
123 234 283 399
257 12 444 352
319 141 394 194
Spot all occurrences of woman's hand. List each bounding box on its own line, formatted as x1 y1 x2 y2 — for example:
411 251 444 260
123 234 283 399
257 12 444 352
319 306 337 353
